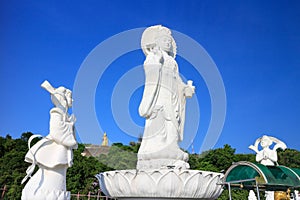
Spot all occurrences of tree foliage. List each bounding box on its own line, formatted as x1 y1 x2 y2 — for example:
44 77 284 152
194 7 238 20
66 144 113 195
189 144 237 172
96 142 139 170
278 148 300 168
0 133 299 200
0 133 113 199
0 133 31 199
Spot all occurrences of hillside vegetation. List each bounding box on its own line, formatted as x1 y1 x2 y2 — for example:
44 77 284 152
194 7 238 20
1 132 299 199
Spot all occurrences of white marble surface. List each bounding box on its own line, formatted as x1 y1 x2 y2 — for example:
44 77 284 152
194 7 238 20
249 135 287 166
98 25 223 200
248 190 257 200
21 80 77 200
138 25 195 170
249 135 287 200
97 169 223 200
295 190 300 200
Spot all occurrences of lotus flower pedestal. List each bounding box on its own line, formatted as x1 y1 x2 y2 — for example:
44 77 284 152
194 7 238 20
96 169 223 200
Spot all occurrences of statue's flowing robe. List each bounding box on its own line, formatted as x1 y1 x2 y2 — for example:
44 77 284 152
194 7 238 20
138 52 188 164
22 107 77 200
24 107 77 168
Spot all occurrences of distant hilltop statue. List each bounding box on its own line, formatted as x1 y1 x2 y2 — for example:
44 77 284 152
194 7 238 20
81 132 110 157
101 132 108 146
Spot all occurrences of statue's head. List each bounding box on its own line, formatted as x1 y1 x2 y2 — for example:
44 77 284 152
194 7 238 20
141 25 177 58
51 87 73 109
260 135 273 148
41 80 73 110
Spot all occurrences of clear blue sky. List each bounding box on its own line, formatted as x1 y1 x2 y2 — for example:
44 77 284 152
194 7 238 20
1 0 299 153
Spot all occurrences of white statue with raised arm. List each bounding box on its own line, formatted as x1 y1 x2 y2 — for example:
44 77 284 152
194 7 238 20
21 80 77 200
137 25 195 170
249 135 287 166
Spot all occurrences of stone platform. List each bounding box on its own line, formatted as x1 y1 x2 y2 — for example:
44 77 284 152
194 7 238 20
96 169 223 200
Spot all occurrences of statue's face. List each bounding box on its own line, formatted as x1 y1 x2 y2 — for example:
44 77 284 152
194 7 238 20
156 35 173 53
261 137 271 148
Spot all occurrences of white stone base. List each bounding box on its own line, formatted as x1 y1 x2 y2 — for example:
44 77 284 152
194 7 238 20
96 169 223 200
21 189 70 200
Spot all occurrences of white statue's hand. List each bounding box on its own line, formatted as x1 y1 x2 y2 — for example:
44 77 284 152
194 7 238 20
152 47 164 64
184 86 195 98
184 80 195 98
263 151 268 159
249 145 258 153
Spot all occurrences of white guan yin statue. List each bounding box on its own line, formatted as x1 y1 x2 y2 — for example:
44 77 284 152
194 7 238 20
96 25 224 200
21 80 77 200
137 25 195 170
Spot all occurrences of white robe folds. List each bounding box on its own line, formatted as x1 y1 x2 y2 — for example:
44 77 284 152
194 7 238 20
137 52 189 169
24 107 77 169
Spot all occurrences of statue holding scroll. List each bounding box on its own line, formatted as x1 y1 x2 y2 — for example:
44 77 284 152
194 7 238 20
21 80 77 200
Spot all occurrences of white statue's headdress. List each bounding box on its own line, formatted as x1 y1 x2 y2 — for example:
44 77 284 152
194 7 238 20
141 25 177 57
41 80 71 108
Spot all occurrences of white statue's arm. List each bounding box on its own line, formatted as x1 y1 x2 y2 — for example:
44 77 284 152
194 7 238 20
139 52 162 118
268 150 278 162
269 136 287 151
171 61 195 99
145 50 163 65
249 138 261 153
49 108 77 147
249 145 259 154
255 150 264 162
256 148 277 164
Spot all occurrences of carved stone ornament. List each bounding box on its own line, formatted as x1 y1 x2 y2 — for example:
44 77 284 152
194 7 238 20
97 169 223 200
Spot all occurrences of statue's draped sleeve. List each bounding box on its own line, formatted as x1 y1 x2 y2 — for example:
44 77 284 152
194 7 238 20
175 67 187 141
49 108 77 148
24 108 77 168
139 52 162 118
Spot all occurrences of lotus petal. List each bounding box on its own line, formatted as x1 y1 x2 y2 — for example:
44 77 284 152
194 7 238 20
98 169 224 199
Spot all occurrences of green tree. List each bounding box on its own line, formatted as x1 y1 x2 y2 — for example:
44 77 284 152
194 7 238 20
20 132 33 142
235 153 255 163
1 133 299 200
278 148 300 168
188 154 199 170
66 144 112 195
97 144 137 170
0 133 30 199
199 144 236 172
217 189 259 200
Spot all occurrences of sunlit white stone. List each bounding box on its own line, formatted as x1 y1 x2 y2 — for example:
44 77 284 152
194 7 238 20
97 169 223 200
21 80 77 200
